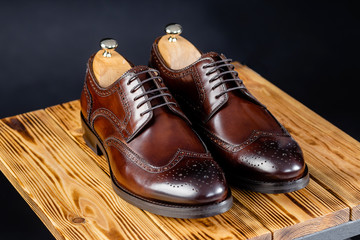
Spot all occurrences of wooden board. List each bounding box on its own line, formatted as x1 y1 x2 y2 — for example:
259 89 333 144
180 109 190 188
232 62 360 221
1 63 359 239
46 103 271 240
46 99 349 240
0 111 168 240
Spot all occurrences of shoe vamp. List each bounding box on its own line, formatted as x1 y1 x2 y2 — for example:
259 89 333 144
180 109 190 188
128 107 207 167
207 92 283 144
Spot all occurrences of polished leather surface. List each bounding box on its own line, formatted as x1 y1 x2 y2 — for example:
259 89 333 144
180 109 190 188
80 54 229 205
150 37 306 183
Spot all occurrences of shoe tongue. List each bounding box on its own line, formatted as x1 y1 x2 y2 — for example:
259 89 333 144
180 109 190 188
201 52 238 89
126 65 150 77
200 52 225 62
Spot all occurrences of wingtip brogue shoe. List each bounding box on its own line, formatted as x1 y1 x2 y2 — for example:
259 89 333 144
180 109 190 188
80 40 232 218
150 26 309 193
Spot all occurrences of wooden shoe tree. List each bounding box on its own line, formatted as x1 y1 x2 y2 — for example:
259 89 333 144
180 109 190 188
93 38 131 88
158 24 201 70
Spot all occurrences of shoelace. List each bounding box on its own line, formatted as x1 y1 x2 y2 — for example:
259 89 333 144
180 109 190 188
127 69 176 116
203 58 245 98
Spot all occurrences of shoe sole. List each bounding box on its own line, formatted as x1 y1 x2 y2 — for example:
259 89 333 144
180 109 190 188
227 166 310 194
80 113 233 218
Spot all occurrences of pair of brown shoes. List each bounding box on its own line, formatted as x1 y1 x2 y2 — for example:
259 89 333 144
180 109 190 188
80 24 309 219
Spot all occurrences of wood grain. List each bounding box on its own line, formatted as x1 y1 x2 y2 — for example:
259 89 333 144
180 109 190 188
93 50 131 88
46 101 109 174
233 181 348 239
0 111 168 240
46 101 271 240
2 61 358 239
158 35 201 70
233 62 360 221
47 100 349 240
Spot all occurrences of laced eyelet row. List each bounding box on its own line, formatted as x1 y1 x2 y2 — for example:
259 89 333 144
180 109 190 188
202 58 245 98
126 69 176 116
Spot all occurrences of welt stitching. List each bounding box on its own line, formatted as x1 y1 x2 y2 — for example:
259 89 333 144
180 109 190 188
111 175 225 208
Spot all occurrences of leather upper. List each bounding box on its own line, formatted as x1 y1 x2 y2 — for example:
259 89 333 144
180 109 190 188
150 37 306 183
80 54 229 204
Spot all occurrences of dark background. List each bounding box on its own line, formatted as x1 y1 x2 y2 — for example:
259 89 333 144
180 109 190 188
0 0 359 239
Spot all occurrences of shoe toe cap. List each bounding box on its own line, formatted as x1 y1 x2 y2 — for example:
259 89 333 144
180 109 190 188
238 136 306 182
153 157 229 205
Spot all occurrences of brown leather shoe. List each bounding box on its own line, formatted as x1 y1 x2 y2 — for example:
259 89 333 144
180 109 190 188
149 24 309 193
80 39 232 218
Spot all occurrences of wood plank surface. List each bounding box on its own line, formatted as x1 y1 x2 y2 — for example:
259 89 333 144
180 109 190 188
1 62 358 240
233 182 348 239
0 111 169 240
233 62 360 221
46 95 349 240
46 102 271 240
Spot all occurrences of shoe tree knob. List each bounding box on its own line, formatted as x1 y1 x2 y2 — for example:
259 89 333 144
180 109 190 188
93 38 131 87
165 23 182 42
158 23 201 70
100 38 118 57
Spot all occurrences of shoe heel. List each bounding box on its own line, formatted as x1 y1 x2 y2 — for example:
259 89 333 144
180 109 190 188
81 114 103 156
